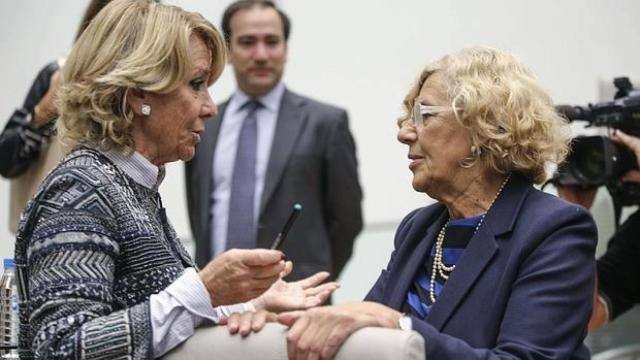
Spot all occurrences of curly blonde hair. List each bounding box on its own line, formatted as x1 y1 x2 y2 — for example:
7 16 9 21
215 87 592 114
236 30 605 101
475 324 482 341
57 0 226 153
400 46 570 184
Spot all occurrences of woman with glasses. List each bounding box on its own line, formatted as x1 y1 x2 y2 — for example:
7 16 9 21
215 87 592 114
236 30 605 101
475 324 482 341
270 46 597 359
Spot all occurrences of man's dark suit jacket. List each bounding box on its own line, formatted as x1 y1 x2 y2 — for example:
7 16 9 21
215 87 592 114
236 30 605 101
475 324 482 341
598 208 640 319
185 89 363 280
365 173 597 359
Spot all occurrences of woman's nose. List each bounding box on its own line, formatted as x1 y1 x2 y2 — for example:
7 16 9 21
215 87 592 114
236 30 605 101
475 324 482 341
397 121 417 144
202 91 217 119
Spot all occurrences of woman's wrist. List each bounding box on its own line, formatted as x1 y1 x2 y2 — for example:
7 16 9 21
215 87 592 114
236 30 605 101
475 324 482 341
33 104 55 127
361 302 403 328
250 296 266 311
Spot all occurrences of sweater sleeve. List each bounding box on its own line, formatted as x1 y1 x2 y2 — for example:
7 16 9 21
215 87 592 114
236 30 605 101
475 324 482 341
24 183 153 359
22 160 259 359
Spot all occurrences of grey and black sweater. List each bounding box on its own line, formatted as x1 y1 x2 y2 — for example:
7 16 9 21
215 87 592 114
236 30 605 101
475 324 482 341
14 147 195 359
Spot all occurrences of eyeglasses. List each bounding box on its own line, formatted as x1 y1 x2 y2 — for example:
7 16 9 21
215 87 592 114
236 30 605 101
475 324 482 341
412 100 459 128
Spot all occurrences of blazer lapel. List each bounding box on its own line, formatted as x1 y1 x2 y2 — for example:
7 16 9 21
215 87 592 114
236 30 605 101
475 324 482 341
388 208 448 309
198 102 227 247
260 90 308 215
425 175 530 330
202 102 227 186
425 220 498 330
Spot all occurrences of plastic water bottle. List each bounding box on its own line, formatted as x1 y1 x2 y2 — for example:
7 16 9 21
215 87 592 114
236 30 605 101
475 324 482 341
0 258 19 359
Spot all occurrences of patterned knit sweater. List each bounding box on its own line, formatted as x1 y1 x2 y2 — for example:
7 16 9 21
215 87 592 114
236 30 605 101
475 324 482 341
14 147 195 359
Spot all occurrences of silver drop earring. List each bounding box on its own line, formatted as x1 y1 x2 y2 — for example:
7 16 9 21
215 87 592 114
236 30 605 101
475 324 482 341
141 104 151 116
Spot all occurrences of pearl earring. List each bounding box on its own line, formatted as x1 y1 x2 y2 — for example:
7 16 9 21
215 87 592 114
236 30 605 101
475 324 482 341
141 104 151 116
471 145 482 157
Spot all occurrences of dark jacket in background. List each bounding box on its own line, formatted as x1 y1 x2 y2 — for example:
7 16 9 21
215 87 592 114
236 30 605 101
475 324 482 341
598 208 640 319
185 89 363 281
0 61 59 178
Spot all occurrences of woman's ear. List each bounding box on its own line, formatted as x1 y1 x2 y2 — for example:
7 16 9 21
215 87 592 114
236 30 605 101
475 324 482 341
127 88 149 117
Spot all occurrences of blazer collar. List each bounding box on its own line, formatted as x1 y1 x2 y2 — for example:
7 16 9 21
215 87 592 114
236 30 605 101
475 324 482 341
426 173 533 330
259 89 309 215
200 101 227 214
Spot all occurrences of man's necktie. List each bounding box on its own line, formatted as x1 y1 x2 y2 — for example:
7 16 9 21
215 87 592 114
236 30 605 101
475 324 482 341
226 100 261 249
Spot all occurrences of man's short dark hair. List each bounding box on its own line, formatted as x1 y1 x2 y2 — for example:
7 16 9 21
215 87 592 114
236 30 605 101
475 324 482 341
221 0 291 44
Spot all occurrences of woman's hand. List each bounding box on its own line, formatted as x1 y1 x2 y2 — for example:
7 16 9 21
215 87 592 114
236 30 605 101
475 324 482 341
199 249 286 306
220 309 277 336
33 70 61 127
612 129 640 183
277 302 402 360
251 271 339 313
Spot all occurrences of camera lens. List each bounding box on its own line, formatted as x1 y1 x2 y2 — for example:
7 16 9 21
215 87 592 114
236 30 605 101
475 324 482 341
574 144 605 181
567 136 609 186
611 142 638 178
564 136 638 187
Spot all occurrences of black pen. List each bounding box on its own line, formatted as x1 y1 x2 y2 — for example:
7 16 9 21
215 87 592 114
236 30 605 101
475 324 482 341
270 203 303 250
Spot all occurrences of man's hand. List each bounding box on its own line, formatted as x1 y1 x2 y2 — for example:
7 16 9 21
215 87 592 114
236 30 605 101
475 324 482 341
612 129 640 183
251 271 339 312
199 249 285 306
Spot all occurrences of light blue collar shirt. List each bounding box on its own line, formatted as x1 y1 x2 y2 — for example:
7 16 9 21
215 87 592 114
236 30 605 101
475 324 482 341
210 82 285 257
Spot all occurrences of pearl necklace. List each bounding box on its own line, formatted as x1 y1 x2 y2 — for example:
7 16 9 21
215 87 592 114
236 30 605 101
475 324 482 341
429 174 511 304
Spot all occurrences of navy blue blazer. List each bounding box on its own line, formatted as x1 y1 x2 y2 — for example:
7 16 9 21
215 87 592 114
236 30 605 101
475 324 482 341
365 174 597 359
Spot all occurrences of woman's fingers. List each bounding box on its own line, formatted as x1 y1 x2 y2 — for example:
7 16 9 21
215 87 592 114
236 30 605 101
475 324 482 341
226 310 275 336
304 282 339 296
280 260 293 278
277 310 305 327
296 271 330 289
286 312 311 360
305 289 335 308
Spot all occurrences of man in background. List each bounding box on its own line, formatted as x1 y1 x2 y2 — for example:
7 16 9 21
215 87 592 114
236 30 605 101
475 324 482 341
185 0 363 281
558 129 640 331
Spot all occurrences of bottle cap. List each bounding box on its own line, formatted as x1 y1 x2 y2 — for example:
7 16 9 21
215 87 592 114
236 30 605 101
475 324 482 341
3 258 14 270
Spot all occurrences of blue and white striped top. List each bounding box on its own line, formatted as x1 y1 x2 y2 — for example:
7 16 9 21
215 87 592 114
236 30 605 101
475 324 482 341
403 215 483 318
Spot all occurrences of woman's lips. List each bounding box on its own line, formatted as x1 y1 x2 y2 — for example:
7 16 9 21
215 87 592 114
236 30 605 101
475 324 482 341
409 159 422 171
409 157 423 171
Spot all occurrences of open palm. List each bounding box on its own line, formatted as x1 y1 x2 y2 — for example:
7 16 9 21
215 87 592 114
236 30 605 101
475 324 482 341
253 271 339 312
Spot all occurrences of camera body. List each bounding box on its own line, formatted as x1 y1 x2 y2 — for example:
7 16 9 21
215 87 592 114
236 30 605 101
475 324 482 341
554 77 640 206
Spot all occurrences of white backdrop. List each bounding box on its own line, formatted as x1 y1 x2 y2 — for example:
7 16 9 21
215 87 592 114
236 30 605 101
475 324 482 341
1 0 640 263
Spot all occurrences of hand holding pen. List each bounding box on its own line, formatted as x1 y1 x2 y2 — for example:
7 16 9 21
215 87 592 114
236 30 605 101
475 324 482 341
271 203 303 250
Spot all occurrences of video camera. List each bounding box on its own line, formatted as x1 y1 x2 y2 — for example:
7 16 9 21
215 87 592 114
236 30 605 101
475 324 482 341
553 77 640 208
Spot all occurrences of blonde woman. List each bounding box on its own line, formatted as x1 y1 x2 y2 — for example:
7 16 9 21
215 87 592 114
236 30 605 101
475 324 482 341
15 1 334 358
273 47 597 359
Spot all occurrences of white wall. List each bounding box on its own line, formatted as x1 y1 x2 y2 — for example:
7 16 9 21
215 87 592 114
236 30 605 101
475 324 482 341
1 1 640 265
